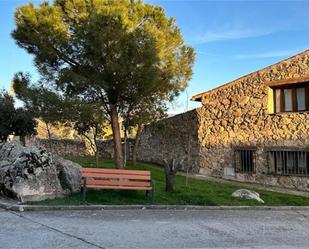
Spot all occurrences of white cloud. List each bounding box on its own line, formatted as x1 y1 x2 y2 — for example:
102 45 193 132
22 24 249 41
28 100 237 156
193 28 274 44
235 49 304 59
195 50 219 57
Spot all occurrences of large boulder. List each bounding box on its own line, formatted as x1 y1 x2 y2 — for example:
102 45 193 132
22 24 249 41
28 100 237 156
53 156 81 194
0 142 81 202
231 189 264 203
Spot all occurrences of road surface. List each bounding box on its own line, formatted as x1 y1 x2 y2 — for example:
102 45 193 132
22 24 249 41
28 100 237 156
1 208 309 249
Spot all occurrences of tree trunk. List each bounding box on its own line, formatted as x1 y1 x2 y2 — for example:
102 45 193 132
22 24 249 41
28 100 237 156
20 135 26 146
46 122 52 150
93 126 99 167
94 138 99 167
132 124 143 166
110 104 124 168
123 125 127 168
1 136 8 143
165 174 174 192
163 159 182 193
46 123 51 140
95 149 99 167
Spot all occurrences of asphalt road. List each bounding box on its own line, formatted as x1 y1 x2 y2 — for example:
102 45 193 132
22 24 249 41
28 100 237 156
1 208 309 249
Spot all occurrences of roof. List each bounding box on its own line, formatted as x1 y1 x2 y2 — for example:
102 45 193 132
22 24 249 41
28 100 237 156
191 49 309 102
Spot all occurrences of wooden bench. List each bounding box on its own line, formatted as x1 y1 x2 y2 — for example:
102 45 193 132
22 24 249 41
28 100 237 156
80 168 154 201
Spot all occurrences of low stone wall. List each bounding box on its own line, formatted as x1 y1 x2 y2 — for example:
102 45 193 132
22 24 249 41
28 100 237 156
27 138 87 157
97 139 134 160
26 138 134 160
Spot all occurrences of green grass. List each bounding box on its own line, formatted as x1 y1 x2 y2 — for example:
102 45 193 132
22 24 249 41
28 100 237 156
34 156 309 206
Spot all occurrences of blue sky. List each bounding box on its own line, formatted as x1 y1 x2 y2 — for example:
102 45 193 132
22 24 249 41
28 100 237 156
1 0 309 113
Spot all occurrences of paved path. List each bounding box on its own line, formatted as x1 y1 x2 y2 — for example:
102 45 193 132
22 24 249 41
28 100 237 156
1 208 309 249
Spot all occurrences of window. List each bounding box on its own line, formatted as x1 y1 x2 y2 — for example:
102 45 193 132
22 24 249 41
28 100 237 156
234 148 256 173
269 150 309 176
275 89 281 113
297 87 306 111
273 84 309 113
283 89 292 111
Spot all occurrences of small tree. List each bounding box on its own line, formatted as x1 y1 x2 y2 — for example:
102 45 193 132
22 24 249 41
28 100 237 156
71 102 107 165
163 159 183 192
12 108 37 146
0 91 15 142
13 72 64 140
14 73 110 157
0 90 36 144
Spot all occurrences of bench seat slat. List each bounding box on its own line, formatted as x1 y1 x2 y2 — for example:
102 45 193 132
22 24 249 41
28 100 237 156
82 179 151 187
86 185 152 191
82 168 150 176
82 172 151 180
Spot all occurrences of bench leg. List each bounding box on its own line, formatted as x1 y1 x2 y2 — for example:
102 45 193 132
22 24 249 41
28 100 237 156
80 177 87 203
146 180 155 202
80 186 86 202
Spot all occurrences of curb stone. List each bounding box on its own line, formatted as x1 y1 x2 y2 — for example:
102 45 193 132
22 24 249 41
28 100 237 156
1 199 309 212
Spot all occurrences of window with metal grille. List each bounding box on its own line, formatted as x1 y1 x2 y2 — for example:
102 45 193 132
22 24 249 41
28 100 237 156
234 148 256 173
269 150 309 176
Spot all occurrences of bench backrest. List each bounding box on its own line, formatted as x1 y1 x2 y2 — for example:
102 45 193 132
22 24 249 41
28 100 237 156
81 168 151 180
81 168 152 189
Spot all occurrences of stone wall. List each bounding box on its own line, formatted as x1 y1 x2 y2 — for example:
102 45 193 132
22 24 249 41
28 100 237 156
196 49 309 191
27 138 88 157
26 138 134 160
137 110 201 172
138 50 309 191
97 139 134 160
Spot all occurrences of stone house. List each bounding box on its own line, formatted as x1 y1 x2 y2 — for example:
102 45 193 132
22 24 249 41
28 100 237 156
138 49 309 191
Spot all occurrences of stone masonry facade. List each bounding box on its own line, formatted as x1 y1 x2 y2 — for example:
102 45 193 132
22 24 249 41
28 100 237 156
138 110 201 172
138 49 309 191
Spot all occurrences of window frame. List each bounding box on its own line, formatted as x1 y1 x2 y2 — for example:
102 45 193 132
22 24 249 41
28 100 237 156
272 83 309 113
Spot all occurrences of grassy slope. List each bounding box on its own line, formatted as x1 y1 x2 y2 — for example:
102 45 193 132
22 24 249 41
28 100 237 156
35 157 309 206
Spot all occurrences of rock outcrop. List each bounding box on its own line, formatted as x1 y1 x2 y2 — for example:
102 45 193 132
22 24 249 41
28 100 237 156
0 142 81 202
231 189 264 203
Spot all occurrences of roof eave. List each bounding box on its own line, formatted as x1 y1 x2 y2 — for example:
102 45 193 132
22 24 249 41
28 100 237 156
191 94 202 102
266 75 309 87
